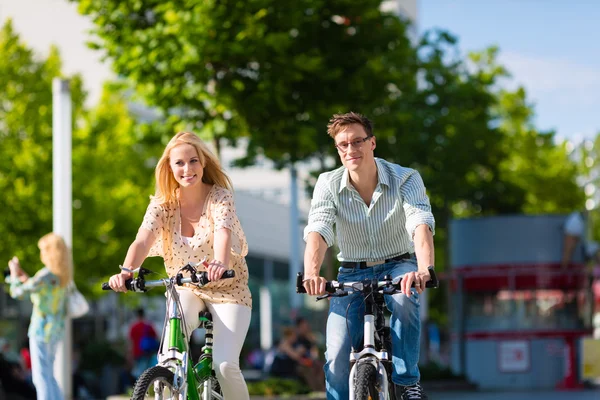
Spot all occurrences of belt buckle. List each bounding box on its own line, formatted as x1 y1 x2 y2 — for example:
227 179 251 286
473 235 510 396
365 260 384 267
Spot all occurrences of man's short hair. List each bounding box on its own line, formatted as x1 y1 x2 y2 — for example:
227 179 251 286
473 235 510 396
327 112 373 138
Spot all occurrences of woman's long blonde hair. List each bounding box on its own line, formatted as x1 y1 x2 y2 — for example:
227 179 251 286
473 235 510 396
38 233 71 288
152 132 232 204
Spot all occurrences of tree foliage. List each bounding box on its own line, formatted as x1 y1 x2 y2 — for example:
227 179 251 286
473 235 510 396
0 20 165 294
73 0 417 166
0 20 82 280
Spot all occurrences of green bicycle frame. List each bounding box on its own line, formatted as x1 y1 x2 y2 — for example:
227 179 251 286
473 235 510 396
168 307 201 400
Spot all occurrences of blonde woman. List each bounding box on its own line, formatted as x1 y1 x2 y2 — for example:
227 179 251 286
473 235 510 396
7 232 70 400
108 132 252 400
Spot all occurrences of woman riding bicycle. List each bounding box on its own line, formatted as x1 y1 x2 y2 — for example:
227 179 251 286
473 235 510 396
108 132 252 400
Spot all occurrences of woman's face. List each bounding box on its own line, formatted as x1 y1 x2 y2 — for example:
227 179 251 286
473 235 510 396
39 246 49 265
169 144 204 188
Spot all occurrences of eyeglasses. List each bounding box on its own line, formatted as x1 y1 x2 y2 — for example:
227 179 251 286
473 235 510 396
334 136 373 152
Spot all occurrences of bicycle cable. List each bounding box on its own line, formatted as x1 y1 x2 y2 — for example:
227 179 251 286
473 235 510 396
344 280 391 352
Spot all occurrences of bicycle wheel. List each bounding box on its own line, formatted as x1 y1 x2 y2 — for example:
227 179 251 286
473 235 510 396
354 362 379 400
131 365 179 400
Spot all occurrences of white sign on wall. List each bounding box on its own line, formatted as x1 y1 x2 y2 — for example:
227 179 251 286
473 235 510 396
498 340 530 373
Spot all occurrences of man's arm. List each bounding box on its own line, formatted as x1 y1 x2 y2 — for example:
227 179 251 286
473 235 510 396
303 232 329 295
302 175 336 296
413 224 435 273
400 170 435 296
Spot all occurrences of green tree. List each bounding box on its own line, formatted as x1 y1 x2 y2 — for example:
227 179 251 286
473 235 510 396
494 86 584 213
71 83 167 293
72 0 416 166
0 20 165 294
0 20 83 277
458 46 584 215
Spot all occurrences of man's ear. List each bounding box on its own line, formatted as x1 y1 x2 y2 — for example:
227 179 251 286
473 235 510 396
372 136 377 151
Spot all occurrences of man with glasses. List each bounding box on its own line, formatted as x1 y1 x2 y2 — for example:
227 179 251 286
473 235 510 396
302 112 435 400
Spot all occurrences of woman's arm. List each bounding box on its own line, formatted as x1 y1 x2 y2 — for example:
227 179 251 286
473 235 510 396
206 228 232 282
108 228 156 292
8 271 46 299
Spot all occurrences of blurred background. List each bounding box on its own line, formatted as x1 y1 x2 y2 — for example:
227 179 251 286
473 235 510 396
1 0 600 398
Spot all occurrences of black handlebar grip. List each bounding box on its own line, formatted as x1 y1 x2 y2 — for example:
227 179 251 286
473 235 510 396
101 278 134 291
296 273 336 293
222 270 235 279
196 270 236 286
296 273 307 293
426 266 439 289
325 282 335 293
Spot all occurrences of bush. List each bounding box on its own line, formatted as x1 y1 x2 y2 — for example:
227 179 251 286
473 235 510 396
420 362 465 381
247 377 311 396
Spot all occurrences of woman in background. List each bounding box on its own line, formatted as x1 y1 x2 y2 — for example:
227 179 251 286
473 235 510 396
7 232 70 400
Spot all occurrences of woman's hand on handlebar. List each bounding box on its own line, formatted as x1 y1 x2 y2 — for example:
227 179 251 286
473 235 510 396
205 260 226 282
401 270 430 297
108 270 133 292
302 275 328 296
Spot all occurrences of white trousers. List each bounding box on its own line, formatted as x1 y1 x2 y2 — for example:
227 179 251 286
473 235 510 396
164 289 251 400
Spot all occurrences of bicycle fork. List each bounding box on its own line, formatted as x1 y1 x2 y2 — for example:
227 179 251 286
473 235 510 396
348 314 390 400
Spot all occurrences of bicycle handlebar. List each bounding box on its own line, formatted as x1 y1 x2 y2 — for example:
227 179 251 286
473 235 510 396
101 269 235 292
296 266 438 298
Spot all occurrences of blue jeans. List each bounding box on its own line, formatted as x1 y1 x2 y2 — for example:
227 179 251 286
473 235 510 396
324 258 421 400
29 336 63 400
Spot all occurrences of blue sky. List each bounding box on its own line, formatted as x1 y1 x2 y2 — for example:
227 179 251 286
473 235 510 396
419 0 600 142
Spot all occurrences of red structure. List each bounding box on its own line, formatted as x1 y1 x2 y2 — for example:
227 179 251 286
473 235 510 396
449 215 594 390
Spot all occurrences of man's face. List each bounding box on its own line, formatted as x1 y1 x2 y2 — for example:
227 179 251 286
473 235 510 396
334 123 375 172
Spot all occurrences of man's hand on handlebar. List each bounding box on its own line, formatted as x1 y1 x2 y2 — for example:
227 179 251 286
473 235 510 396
108 270 134 293
302 275 328 296
400 270 431 297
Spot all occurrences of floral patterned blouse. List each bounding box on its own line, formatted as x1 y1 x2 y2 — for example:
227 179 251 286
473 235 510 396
141 185 252 308
6 267 67 343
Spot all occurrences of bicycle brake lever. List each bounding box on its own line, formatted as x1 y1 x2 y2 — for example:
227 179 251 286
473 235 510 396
179 263 200 283
382 287 397 295
316 294 330 301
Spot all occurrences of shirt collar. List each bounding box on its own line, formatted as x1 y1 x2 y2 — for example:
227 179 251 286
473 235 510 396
339 168 352 193
338 158 390 193
375 158 390 188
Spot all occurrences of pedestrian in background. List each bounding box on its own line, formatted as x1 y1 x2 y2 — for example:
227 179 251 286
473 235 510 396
6 232 71 400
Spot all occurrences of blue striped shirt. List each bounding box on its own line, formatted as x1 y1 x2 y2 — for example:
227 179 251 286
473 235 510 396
304 158 435 262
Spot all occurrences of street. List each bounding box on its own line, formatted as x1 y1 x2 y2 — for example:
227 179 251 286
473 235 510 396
429 389 600 400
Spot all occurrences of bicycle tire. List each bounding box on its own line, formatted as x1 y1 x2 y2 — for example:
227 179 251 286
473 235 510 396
131 365 178 399
354 362 379 400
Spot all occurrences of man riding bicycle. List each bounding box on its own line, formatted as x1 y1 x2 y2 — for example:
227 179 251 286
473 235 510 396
302 112 435 400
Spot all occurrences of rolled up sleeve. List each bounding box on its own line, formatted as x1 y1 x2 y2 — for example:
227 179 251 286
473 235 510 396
402 170 435 239
6 272 46 299
303 175 336 247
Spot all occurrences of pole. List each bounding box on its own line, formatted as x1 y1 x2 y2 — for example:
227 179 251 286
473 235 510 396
260 259 274 351
53 78 73 400
289 163 302 311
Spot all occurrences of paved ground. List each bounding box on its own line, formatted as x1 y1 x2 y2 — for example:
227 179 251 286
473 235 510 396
428 389 600 400
109 389 600 400
246 388 600 400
